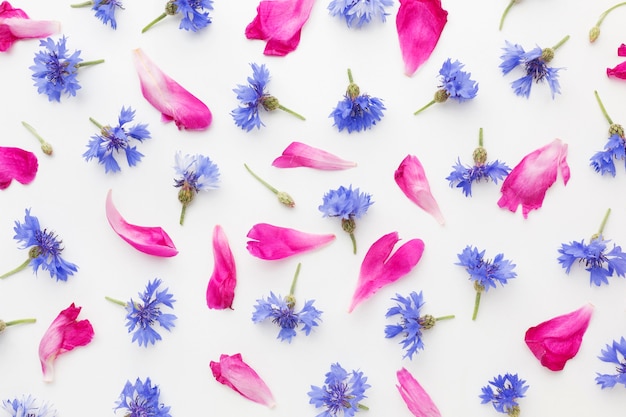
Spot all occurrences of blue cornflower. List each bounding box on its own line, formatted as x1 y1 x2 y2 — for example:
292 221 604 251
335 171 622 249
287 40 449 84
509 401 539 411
328 0 393 28
0 209 78 281
142 0 213 33
231 63 305 131
308 363 370 417
590 91 626 176
2 395 57 417
173 151 220 225
115 377 172 417
596 337 626 389
414 59 478 115
479 373 529 415
330 68 385 133
83 107 151 173
71 0 124 29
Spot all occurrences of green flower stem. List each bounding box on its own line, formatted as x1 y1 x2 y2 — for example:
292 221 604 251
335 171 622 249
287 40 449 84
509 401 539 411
347 68 354 84
598 208 611 236
5 318 36 326
142 13 167 33
179 203 188 226
499 0 517 31
596 2 626 27
594 90 613 125
89 117 104 130
105 296 127 307
289 263 302 296
70 1 93 7
552 35 570 51
0 258 31 279
472 290 482 321
414 100 436 116
349 232 357 254
478 127 484 147
244 163 279 194
357 404 369 411
77 59 105 68
435 315 455 321
277 104 305 121
22 121 53 155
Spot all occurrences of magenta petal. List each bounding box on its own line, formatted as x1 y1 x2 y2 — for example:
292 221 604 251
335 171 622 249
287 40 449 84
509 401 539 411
105 190 178 257
206 225 237 310
38 303 94 382
209 353 276 408
396 0 448 76
132 48 212 130
349 232 425 312
0 146 38 189
607 61 626 79
396 368 441 417
618 43 626 57
525 304 594 371
394 154 445 225
0 1 60 52
272 141 357 170
497 138 570 218
246 223 335 260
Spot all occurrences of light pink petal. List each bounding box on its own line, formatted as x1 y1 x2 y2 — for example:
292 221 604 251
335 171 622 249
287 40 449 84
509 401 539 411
607 61 626 79
245 0 315 56
207 225 237 310
524 303 594 371
396 0 448 76
618 43 626 57
272 141 357 170
132 48 212 130
209 353 276 408
0 1 59 52
394 154 445 225
246 223 335 260
497 139 569 218
0 146 38 189
396 368 441 417
105 189 178 257
349 232 425 312
38 303 94 382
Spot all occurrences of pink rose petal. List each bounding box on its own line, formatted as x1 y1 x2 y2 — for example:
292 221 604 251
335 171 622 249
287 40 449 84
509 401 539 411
0 1 60 52
618 43 626 57
607 60 626 79
246 223 335 260
396 368 442 417
206 225 237 310
272 141 357 170
0 146 38 189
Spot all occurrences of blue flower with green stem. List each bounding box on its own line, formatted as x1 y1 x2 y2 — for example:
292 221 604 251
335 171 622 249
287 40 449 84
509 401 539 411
479 373 529 416
308 362 370 417
590 90 626 176
174 151 220 225
328 0 393 28
596 336 626 389
115 377 171 417
330 68 385 133
142 0 213 33
414 59 478 115
70 0 124 29
2 395 57 417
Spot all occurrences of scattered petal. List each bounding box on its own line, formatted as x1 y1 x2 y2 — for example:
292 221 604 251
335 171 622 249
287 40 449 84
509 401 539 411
607 61 626 79
396 367 441 417
0 146 38 189
272 141 356 170
246 223 335 260
0 1 60 52
207 225 237 310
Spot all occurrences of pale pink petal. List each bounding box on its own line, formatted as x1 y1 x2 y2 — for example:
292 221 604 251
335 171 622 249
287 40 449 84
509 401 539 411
38 303 94 382
0 146 38 189
396 368 442 417
105 189 178 257
524 303 594 371
0 1 60 52
349 232 425 313
245 0 315 56
607 61 626 79
246 223 335 260
209 353 276 408
207 225 237 310
497 139 570 218
132 48 212 130
396 0 448 76
618 43 626 57
394 154 445 225
272 141 357 170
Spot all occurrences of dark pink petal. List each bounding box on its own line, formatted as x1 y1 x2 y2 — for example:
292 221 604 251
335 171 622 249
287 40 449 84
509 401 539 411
207 225 237 310
245 0 315 56
0 146 38 189
396 0 448 76
272 141 357 170
209 353 276 408
497 138 570 218
0 1 60 52
607 61 626 79
618 43 626 56
349 232 425 312
38 303 94 382
246 223 335 260
132 48 212 130
396 368 441 417
105 190 178 257
525 303 594 371
394 154 445 225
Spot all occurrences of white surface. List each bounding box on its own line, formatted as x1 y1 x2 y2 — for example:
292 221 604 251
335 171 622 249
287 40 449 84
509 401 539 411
1 0 626 415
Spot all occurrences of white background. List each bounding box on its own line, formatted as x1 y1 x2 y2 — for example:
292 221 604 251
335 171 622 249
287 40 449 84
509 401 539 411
1 0 626 415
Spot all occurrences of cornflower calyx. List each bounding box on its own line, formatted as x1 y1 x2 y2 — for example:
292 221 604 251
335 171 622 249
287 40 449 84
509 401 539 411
434 89 449 103
541 47 555 63
473 147 488 165
347 82 360 99
589 2 626 42
609 123 624 137
165 0 178 14
244 163 295 207
22 121 53 156
261 95 280 111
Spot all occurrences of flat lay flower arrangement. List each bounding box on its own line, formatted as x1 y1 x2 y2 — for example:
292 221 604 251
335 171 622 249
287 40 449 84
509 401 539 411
1 0 626 416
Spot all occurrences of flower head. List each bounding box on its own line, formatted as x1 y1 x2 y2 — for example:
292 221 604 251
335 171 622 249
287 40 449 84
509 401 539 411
141 0 213 33
479 373 529 415
595 336 626 389
558 237 626 286
72 0 123 29
115 377 171 417
590 133 626 176
328 0 393 28
330 68 385 133
173 151 220 225
2 395 57 417
0 146 38 189
30 36 82 102
210 353 276 407
0 1 60 52
308 362 370 417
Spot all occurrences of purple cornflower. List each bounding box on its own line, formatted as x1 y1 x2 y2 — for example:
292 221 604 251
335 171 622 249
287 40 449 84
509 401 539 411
330 68 385 133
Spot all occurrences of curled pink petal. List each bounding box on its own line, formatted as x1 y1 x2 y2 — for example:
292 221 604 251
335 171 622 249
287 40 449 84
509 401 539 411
38 303 94 382
349 232 425 313
394 154 445 225
0 1 60 52
396 0 448 76
497 139 570 218
607 61 626 79
0 146 38 189
618 43 626 57
272 141 357 170
132 48 212 130
207 225 237 310
396 368 441 417
246 223 335 260
245 0 315 56
524 304 593 371
209 353 276 408
105 189 178 257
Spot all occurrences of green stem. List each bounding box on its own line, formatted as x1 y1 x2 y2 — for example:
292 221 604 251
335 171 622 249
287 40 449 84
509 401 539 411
0 258 31 279
179 204 187 226
70 1 93 7
357 404 369 411
105 296 127 307
347 68 354 84
552 35 570 51
142 13 167 33
435 315 455 321
594 90 613 125
77 59 105 68
598 208 611 236
472 291 481 321
5 318 36 326
277 104 305 121
499 0 517 31
289 263 302 296
478 127 484 147
596 2 626 26
244 163 279 194
414 100 436 116
22 121 53 155
349 232 357 255
89 117 104 130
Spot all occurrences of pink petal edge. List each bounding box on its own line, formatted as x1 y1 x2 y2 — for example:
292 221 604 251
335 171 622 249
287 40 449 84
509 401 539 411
0 146 38 189
246 223 335 260
272 141 357 170
206 225 237 310
396 368 442 417
0 1 60 52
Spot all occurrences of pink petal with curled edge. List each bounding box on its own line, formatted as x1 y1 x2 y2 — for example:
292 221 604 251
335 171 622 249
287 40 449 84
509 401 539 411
618 43 626 57
396 0 448 76
209 353 276 408
524 303 593 371
105 190 178 257
396 368 441 417
349 232 424 313
245 0 315 56
132 48 212 130
0 1 60 52
272 141 357 170
0 146 38 189
246 223 335 260
394 154 445 225
497 138 570 218
39 303 94 382
207 225 237 310
607 60 626 79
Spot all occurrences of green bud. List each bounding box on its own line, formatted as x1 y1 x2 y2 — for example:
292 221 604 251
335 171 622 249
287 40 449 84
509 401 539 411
472 147 488 166
341 217 356 234
589 26 600 43
165 0 178 15
347 82 360 99
541 47 555 63
507 405 521 417
473 280 485 293
178 187 194 205
419 314 436 329
28 246 42 260
0 320 6 333
434 89 449 103
261 95 280 111
41 142 53 156
609 123 624 138
285 294 296 309
277 191 295 208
